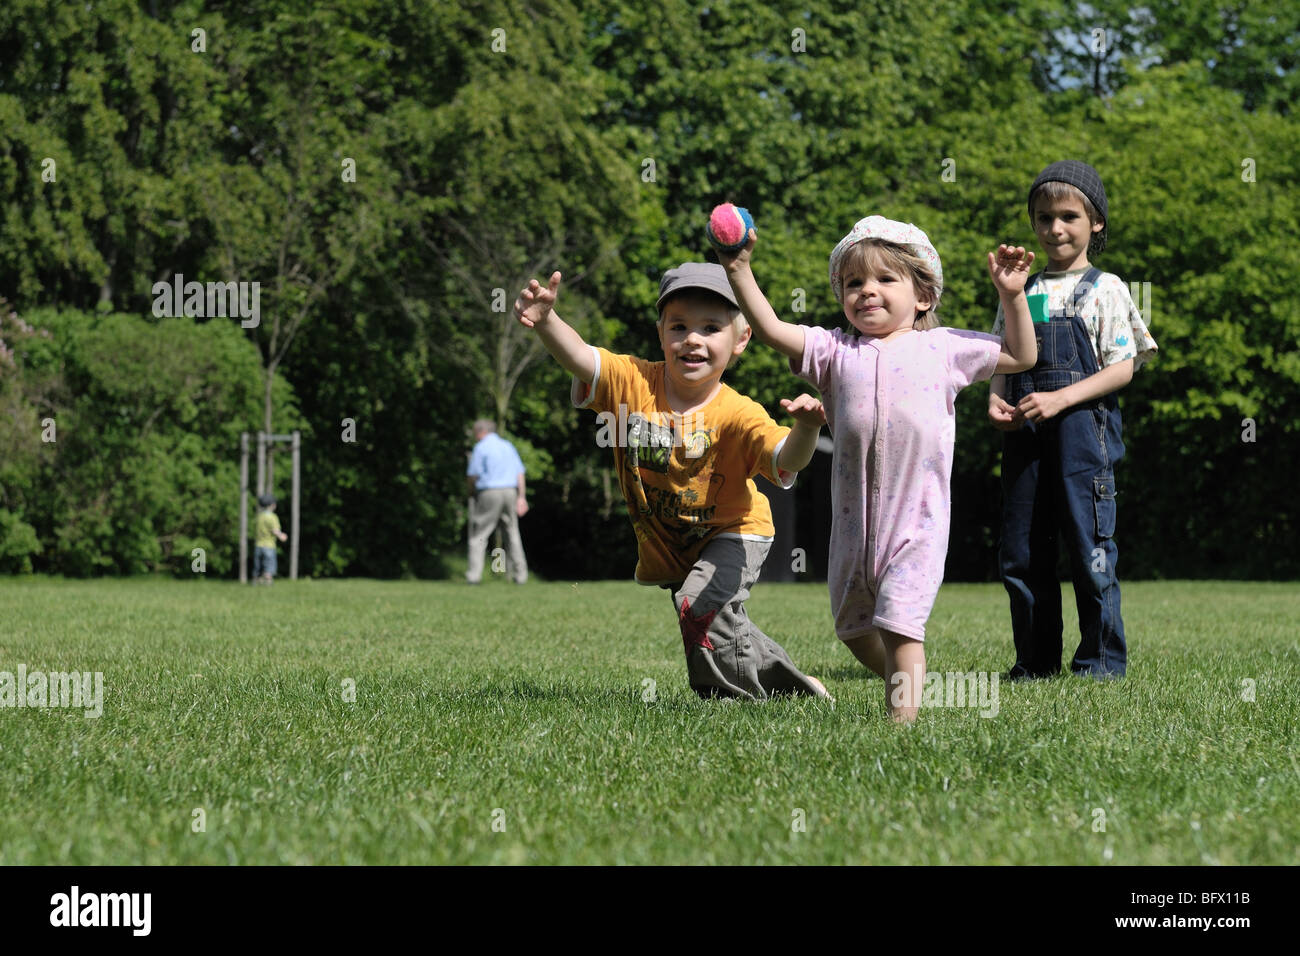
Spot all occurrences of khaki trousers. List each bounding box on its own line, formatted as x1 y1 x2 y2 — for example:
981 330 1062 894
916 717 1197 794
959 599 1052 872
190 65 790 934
467 488 527 584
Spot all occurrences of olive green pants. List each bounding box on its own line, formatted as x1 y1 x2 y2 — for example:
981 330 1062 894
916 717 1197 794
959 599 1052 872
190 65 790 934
669 536 823 700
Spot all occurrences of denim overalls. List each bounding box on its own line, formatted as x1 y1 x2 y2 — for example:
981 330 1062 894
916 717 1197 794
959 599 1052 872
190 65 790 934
999 267 1127 678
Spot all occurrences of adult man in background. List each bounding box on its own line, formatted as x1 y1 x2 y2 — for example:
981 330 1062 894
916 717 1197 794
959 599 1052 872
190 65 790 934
465 419 529 584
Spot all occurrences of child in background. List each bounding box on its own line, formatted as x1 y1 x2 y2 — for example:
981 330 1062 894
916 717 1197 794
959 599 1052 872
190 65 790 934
720 217 1038 720
988 160 1157 680
253 493 288 585
515 262 832 701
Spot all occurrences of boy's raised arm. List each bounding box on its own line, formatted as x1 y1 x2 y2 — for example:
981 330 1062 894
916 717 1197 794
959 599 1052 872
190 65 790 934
718 233 806 361
515 271 596 383
775 394 825 474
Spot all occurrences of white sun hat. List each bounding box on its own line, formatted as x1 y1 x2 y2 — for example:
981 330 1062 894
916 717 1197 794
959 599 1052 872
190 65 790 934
828 216 943 305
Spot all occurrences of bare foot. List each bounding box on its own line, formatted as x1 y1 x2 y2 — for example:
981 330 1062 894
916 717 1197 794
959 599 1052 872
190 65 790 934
888 706 918 724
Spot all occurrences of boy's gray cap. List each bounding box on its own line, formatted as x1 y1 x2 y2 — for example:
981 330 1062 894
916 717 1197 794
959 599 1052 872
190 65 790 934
656 262 739 311
257 494 275 507
1029 160 1108 253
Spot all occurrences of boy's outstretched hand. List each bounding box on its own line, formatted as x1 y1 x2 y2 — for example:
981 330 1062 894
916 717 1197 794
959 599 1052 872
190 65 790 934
987 245 1036 295
781 393 826 428
515 271 562 328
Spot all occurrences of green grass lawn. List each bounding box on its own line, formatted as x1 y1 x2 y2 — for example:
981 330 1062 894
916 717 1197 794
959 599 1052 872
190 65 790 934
0 576 1296 864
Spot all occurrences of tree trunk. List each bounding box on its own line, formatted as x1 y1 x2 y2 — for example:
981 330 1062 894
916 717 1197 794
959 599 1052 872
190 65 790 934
264 364 276 488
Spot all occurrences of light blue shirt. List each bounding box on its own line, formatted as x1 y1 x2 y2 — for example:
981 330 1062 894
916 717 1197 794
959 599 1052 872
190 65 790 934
467 433 525 490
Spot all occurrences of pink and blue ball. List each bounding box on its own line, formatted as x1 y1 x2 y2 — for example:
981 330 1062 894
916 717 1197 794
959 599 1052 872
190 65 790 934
706 204 754 253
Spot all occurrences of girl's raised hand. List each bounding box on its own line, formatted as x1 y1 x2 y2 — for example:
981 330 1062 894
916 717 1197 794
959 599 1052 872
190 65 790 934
988 394 1023 431
986 245 1036 295
715 229 757 273
515 271 562 328
780 393 826 428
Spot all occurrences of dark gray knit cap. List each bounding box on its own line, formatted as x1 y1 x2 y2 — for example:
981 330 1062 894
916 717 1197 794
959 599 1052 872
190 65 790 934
1029 160 1108 253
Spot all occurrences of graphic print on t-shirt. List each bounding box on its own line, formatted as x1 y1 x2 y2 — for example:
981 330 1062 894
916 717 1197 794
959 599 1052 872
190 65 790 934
639 471 726 545
623 413 726 546
626 412 675 474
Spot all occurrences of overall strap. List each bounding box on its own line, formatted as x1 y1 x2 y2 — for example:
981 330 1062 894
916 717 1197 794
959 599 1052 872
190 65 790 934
1068 267 1105 379
1067 267 1104 317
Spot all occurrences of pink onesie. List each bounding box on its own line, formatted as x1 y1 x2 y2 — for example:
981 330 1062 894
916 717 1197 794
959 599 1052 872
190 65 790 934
794 325 1002 641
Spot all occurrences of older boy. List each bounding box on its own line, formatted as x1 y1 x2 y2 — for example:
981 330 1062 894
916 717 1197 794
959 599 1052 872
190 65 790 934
988 161 1157 679
515 263 831 700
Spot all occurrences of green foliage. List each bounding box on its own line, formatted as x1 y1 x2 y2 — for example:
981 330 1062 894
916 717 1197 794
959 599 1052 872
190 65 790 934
0 509 40 573
8 307 296 576
0 0 1295 578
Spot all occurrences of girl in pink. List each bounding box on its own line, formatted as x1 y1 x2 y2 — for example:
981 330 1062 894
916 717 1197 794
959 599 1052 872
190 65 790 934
720 216 1038 720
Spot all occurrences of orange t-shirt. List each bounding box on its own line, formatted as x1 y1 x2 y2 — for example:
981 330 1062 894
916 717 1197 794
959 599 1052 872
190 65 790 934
572 347 794 584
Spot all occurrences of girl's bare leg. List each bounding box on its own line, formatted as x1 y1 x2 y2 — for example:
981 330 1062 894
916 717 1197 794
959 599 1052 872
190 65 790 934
881 630 925 723
843 629 887 678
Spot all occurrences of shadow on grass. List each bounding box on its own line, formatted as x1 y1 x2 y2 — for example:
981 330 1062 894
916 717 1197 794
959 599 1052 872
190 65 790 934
818 664 881 682
437 677 835 713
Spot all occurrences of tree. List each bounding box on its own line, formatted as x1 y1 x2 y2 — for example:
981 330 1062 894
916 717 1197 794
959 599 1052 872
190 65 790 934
11 306 297 575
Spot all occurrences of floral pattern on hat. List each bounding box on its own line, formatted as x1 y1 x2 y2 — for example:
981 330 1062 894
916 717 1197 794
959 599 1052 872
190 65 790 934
828 216 944 304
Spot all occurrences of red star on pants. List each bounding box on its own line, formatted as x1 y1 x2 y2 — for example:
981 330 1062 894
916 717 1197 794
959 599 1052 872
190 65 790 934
679 597 716 654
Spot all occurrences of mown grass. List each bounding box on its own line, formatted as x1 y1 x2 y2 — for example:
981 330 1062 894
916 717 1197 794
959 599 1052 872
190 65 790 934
0 576 1296 864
